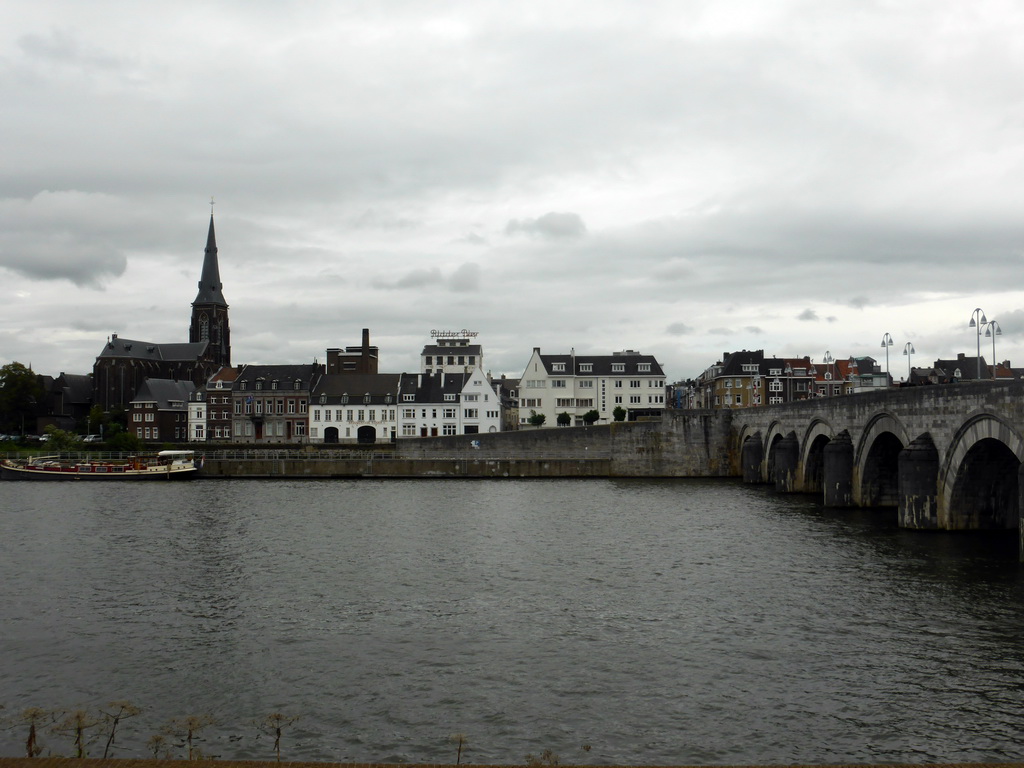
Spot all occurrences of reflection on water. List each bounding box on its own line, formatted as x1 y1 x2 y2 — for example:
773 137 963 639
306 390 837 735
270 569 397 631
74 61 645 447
1 478 1023 764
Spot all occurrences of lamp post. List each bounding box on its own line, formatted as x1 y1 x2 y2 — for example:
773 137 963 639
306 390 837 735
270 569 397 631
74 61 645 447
984 320 1002 379
902 342 915 383
823 351 834 397
880 333 893 385
969 308 987 380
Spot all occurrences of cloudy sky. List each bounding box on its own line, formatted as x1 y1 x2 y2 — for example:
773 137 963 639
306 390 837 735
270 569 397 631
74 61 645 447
3 1 1024 383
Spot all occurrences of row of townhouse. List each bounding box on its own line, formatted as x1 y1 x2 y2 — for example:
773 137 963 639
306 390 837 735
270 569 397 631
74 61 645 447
690 349 888 410
136 331 667 444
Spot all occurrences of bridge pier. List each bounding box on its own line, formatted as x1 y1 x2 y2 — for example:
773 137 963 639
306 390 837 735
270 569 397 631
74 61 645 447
773 432 800 492
897 435 939 529
822 430 854 507
741 434 764 483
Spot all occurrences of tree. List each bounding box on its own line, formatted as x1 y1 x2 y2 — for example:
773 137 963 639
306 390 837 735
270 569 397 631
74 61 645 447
43 425 83 451
0 362 43 434
612 406 627 422
583 410 600 425
528 410 546 427
557 412 571 427
107 431 143 452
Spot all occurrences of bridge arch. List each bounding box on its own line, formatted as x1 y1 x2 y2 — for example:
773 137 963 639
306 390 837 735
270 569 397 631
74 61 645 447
855 411 912 508
940 413 1024 530
801 418 836 493
763 421 796 486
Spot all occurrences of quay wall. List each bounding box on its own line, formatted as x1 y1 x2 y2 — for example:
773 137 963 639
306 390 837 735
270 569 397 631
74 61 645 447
201 410 735 479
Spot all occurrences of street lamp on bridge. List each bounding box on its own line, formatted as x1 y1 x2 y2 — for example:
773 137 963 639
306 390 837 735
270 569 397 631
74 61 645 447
880 333 893 385
902 342 915 383
969 308 987 380
984 320 1002 379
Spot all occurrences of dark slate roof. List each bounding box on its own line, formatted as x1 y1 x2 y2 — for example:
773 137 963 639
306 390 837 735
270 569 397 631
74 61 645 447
934 354 989 380
234 363 322 390
193 215 227 307
399 371 468 403
57 373 93 404
718 350 764 377
130 378 197 409
539 353 665 377
312 373 402 399
97 337 209 361
421 344 483 357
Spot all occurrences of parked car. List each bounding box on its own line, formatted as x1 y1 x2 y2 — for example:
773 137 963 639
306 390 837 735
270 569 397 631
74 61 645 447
82 434 102 443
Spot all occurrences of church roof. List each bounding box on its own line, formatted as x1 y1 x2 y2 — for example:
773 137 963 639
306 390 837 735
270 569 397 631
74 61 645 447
194 214 227 307
97 336 209 361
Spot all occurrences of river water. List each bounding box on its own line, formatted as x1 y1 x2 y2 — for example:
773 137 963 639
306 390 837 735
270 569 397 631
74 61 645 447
1 478 1023 764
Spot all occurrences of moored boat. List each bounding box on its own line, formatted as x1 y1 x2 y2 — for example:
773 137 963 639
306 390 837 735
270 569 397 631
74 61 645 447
0 450 202 480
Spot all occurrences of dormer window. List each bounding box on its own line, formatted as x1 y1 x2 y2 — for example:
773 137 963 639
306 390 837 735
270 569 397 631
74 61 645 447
320 394 327 404
638 363 651 372
444 393 456 401
272 381 278 390
341 393 349 404
294 380 301 389
612 363 625 372
239 382 246 391
553 363 565 372
255 380 263 390
363 393 371 404
403 394 415 402
580 363 593 373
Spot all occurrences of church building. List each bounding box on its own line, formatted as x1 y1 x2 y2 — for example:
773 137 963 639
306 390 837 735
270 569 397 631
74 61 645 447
93 214 232 411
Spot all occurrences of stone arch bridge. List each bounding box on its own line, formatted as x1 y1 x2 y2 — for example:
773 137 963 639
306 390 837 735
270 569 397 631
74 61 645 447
733 379 1024 551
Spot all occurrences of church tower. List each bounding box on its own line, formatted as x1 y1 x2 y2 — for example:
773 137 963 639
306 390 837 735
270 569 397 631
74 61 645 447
190 214 231 367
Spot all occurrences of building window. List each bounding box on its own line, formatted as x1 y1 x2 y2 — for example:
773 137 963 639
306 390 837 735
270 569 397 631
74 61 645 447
464 408 478 418
552 380 566 388
443 424 457 436
638 363 651 372
612 363 624 372
402 424 416 436
579 380 593 388
630 380 641 388
552 363 565 372
444 408 457 418
295 423 305 437
630 396 641 404
444 393 456 401
404 394 415 402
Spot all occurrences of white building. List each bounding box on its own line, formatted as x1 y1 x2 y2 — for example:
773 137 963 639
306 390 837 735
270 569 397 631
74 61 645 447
519 347 667 426
188 391 206 442
421 334 483 376
308 373 401 444
397 366 502 437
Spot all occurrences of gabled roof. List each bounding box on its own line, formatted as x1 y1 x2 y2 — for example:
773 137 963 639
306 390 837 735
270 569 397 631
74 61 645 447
193 215 227 307
130 378 197 409
97 337 209 362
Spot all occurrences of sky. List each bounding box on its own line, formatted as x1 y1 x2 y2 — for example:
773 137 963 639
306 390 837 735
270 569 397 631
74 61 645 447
3 1 1024 383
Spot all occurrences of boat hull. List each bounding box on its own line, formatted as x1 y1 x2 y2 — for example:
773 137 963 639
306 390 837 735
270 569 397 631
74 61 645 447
1 461 200 481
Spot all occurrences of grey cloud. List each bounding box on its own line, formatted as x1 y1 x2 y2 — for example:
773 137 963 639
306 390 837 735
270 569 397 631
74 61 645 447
709 328 733 336
457 233 488 246
745 326 763 334
372 268 443 290
506 212 587 239
449 262 481 292
797 309 819 321
849 296 870 309
667 322 693 336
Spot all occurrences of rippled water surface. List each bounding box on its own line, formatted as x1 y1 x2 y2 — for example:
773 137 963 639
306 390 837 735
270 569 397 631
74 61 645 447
2 478 1024 764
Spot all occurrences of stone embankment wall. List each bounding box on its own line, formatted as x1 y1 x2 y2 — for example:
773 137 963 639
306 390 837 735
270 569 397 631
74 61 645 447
201 410 734 479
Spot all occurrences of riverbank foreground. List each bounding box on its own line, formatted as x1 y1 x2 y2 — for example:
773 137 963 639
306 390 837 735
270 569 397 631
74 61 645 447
3 761 1024 768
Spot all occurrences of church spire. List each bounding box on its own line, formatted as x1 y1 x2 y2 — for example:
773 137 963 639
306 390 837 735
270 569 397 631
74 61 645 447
194 214 227 306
